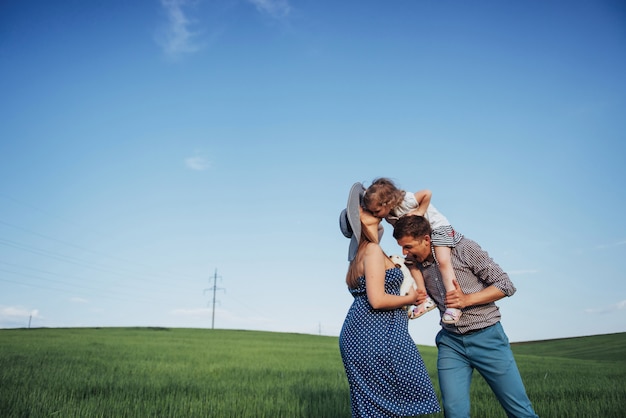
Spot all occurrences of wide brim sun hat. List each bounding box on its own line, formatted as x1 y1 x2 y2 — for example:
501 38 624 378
339 183 365 261
339 182 384 261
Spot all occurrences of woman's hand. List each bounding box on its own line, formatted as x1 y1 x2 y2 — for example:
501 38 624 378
415 287 428 306
359 206 381 225
359 206 383 243
405 286 427 307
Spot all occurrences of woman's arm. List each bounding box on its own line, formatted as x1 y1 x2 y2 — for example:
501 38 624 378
359 206 382 233
364 243 419 310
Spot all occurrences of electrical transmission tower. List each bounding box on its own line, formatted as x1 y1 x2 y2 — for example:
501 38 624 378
203 268 224 329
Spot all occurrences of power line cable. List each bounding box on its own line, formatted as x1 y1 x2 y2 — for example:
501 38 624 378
0 268 137 300
0 218 200 283
0 194 206 285
0 275 174 304
0 260 185 298
0 237 196 292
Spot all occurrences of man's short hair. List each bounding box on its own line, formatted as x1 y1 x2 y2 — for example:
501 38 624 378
392 215 432 239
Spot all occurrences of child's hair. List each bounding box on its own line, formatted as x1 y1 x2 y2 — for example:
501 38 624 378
362 178 405 213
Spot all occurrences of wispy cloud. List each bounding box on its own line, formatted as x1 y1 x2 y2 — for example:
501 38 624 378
184 151 211 171
248 0 291 18
596 240 626 250
158 0 201 57
0 306 40 328
584 300 626 314
0 306 38 318
70 297 89 304
156 0 290 56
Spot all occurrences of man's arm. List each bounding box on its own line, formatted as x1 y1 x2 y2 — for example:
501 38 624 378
445 280 505 309
462 239 517 296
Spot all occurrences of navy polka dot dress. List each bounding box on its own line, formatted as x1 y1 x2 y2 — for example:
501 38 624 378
339 267 441 417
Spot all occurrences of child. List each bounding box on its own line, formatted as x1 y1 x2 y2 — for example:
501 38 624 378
363 177 464 324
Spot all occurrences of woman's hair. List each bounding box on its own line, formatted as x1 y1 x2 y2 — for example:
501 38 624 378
362 177 405 213
345 218 382 289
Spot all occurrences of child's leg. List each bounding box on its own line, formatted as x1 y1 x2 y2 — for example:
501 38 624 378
434 246 462 324
410 266 427 292
407 267 436 319
434 246 457 293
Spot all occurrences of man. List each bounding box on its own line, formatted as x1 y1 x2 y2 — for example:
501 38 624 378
393 215 538 418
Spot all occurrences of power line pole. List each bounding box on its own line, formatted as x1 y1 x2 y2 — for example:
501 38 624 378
203 268 224 329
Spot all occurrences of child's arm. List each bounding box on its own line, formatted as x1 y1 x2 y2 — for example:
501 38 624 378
409 189 432 216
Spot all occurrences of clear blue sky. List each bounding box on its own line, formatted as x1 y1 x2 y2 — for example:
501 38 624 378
1 0 624 345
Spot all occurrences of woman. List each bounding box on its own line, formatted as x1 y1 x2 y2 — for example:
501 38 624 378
338 182 440 418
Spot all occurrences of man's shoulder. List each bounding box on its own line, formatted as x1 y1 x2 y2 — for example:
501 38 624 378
453 236 479 251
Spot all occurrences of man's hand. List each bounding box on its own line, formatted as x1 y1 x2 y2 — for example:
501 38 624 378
445 280 468 309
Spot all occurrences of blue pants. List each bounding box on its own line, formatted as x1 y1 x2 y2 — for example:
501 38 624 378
435 322 538 418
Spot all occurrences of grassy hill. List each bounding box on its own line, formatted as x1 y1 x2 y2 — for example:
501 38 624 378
0 328 624 417
511 332 626 362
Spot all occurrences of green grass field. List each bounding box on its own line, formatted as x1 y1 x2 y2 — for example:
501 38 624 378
1 328 624 417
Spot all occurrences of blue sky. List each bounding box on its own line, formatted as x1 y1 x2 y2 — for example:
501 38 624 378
1 0 624 345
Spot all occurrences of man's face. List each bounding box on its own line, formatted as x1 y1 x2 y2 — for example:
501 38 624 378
396 235 431 263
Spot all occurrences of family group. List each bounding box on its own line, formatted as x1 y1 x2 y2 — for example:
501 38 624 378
338 178 539 418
